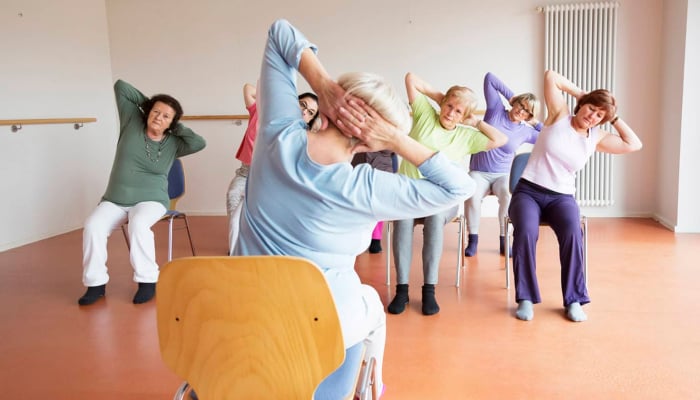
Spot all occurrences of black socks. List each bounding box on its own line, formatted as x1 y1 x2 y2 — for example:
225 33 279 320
421 284 440 315
78 283 155 305
133 282 156 304
387 284 409 314
78 284 106 306
368 239 382 254
388 284 440 315
464 234 478 257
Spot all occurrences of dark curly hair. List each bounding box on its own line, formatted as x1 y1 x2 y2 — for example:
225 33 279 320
142 94 184 133
574 89 617 125
298 92 319 129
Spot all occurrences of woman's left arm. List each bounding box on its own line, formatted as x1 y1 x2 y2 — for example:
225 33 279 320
596 117 643 154
172 123 206 157
462 116 508 150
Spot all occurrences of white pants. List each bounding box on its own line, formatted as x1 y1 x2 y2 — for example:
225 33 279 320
358 284 387 391
465 170 510 235
227 164 249 255
82 201 166 286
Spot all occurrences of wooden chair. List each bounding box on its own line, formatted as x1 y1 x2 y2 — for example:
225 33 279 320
504 153 588 288
156 255 376 400
384 203 466 287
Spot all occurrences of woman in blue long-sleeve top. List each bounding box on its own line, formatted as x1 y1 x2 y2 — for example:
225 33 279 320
233 19 476 394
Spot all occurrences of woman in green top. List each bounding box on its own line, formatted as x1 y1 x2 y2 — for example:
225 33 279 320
388 73 507 316
78 80 206 306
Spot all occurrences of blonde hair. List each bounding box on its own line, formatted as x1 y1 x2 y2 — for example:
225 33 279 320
337 72 412 134
440 86 478 122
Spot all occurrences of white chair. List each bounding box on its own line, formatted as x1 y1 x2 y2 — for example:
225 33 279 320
385 203 466 287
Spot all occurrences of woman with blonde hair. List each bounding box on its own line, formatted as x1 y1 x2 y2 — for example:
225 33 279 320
388 73 508 316
234 19 476 396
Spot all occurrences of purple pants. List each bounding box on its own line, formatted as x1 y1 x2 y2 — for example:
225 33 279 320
508 179 589 306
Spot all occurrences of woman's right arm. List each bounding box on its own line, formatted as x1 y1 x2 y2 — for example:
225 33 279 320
483 72 514 112
243 83 256 109
405 72 444 105
113 80 148 133
543 70 584 125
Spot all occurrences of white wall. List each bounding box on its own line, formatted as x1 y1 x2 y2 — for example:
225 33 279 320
1 0 696 251
104 0 667 219
0 0 117 251
676 0 700 232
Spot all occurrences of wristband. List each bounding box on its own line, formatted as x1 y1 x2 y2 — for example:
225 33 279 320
611 115 619 125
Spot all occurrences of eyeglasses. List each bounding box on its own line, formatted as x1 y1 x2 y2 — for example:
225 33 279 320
512 102 533 118
299 100 317 118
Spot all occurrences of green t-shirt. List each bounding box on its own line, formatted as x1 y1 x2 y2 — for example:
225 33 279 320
398 94 489 179
101 80 206 209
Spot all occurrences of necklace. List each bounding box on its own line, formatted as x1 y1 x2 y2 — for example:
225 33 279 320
144 132 169 162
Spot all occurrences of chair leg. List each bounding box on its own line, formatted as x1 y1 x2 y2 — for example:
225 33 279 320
455 216 464 288
385 222 392 286
582 216 588 286
121 224 131 250
182 215 196 256
168 216 175 262
173 381 190 400
504 216 511 289
355 357 377 400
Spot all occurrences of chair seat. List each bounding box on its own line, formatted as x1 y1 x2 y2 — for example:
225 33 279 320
384 204 466 287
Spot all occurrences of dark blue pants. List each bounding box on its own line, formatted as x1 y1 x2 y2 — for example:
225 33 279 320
508 179 589 306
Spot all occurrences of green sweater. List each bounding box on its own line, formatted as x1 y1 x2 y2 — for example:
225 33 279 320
102 80 206 209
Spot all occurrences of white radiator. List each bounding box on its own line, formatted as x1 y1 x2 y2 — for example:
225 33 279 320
542 2 619 206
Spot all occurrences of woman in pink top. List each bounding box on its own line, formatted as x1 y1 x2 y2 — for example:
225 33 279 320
226 84 319 254
509 70 642 322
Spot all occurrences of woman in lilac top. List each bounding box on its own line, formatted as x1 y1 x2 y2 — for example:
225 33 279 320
464 72 542 257
509 70 642 322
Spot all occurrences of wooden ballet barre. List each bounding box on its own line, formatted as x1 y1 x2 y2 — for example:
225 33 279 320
181 114 249 121
1 117 97 132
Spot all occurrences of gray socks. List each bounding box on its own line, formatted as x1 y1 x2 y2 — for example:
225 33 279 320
516 300 588 322
516 300 534 321
566 302 588 322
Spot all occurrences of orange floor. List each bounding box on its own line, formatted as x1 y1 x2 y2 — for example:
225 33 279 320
0 216 698 399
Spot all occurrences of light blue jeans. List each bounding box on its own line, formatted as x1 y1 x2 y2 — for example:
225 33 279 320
391 206 458 285
465 170 510 235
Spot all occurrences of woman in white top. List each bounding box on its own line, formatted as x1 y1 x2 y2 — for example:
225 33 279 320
509 70 642 322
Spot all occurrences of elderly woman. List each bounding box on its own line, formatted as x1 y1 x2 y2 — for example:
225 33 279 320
464 72 542 257
389 73 508 316
510 70 642 322
79 80 206 306
233 19 475 395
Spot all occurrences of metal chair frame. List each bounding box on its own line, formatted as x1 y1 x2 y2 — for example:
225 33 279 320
384 205 466 287
121 158 195 262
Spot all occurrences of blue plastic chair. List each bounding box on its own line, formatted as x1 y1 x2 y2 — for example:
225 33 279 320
122 158 195 261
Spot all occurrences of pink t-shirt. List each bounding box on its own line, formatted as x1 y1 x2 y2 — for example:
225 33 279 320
235 102 258 165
